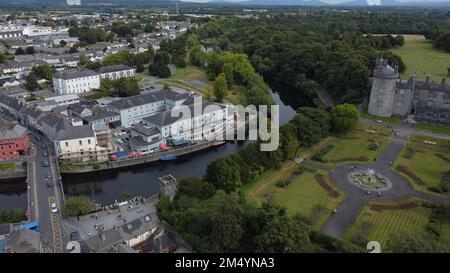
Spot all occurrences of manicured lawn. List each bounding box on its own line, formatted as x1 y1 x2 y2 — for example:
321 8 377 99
360 111 402 125
393 135 450 197
345 198 432 249
304 124 390 166
391 35 450 82
415 122 450 136
244 162 344 229
0 162 15 171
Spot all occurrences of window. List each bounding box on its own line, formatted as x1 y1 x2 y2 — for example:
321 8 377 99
88 139 91 145
439 113 447 120
377 100 383 107
425 112 432 117
427 101 433 107
79 140 82 145
399 89 405 95
443 102 450 109
397 101 403 107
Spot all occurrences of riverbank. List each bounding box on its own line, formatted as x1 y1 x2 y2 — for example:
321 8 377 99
0 161 27 180
60 139 224 174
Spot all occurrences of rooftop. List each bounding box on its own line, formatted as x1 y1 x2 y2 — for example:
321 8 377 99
53 68 97 80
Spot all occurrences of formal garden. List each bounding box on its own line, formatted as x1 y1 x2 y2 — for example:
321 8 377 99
304 124 391 166
244 162 345 230
393 135 450 197
345 197 450 251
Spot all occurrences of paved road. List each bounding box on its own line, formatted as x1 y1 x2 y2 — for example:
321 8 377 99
307 128 450 240
27 131 65 252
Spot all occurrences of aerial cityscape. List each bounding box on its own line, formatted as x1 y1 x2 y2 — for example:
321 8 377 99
0 0 450 261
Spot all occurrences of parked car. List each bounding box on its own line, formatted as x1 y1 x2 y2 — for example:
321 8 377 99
70 231 80 242
35 135 41 141
41 144 46 149
51 202 58 213
46 171 52 179
42 150 48 157
46 179 53 188
42 160 49 167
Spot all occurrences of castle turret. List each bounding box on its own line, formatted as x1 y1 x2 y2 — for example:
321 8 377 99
368 58 399 117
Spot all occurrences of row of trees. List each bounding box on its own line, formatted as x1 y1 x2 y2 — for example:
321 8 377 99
69 26 110 46
157 104 360 252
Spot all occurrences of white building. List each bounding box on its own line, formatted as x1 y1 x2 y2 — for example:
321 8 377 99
53 69 100 95
53 125 99 162
95 64 135 80
107 90 190 127
44 94 80 106
143 101 227 141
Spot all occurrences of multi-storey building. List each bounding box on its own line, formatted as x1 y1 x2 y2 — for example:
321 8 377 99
0 123 30 160
53 69 100 95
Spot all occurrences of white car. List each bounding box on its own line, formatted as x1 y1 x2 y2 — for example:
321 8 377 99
51 202 58 213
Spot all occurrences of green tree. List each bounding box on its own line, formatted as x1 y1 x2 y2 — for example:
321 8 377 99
208 193 244 252
121 191 133 200
386 231 450 253
204 157 241 193
24 73 39 91
63 196 94 217
177 177 215 200
32 64 55 81
213 73 228 102
203 86 213 101
330 103 359 134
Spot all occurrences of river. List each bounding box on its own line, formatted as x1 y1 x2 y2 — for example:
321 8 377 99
0 84 310 209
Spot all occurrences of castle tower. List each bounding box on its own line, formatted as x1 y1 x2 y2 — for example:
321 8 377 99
368 58 399 117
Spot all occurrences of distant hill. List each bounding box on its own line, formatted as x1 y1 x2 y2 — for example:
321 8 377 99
3 0 450 8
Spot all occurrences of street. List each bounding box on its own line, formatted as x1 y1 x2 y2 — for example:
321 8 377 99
27 130 65 253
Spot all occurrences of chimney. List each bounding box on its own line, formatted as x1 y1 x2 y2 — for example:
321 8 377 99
425 75 430 83
442 78 447 85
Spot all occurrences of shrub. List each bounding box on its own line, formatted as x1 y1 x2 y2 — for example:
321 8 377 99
276 180 291 188
440 171 450 193
368 142 380 151
311 144 334 162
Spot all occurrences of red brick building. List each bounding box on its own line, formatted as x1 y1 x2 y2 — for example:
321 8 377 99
0 123 30 159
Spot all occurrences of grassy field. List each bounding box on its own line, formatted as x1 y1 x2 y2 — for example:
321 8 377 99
0 162 15 171
303 124 391 166
415 122 450 136
244 162 344 229
393 135 450 197
345 198 433 249
391 35 450 82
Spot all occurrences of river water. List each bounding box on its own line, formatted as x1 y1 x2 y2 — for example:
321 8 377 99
0 84 310 209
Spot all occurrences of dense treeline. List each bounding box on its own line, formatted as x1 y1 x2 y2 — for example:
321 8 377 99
194 14 413 104
157 104 360 253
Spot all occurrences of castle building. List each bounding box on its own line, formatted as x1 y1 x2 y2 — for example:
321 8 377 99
368 58 450 125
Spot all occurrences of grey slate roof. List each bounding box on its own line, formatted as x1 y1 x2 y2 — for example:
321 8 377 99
40 113 69 130
0 94 21 111
53 68 97 80
415 81 450 93
55 125 95 140
95 64 133 74
82 111 118 122
109 90 189 110
0 123 27 140
131 125 160 136
143 102 224 127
